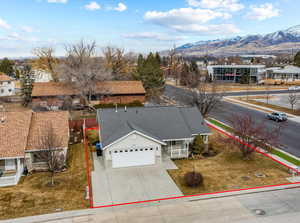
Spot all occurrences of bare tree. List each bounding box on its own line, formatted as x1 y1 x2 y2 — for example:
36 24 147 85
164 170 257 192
102 46 136 80
265 84 271 104
166 46 182 85
191 81 223 118
230 113 283 160
56 40 112 105
32 47 59 82
288 90 299 111
36 123 66 186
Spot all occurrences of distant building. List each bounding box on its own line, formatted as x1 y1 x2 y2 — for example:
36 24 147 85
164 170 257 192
240 55 276 64
207 65 266 83
267 65 300 82
32 69 53 83
0 73 15 97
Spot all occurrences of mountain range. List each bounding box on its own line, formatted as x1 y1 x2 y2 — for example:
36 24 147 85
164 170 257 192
176 25 300 57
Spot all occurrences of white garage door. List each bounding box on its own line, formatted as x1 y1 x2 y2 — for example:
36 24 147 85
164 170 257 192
112 148 155 168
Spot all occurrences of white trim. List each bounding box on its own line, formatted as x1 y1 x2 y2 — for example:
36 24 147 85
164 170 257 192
192 133 212 136
163 138 193 142
102 130 166 150
25 147 67 152
0 156 23 160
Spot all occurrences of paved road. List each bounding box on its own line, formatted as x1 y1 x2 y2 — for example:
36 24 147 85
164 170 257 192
164 85 300 157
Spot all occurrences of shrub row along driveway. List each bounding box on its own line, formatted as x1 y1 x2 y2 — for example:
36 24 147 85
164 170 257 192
91 156 182 207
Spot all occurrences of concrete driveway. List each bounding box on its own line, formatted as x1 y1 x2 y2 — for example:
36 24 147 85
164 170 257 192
91 155 182 207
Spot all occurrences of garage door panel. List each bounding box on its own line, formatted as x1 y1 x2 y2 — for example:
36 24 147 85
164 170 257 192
112 149 155 168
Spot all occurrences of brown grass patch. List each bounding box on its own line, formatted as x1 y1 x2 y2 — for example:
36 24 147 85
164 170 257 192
168 133 290 195
0 144 90 220
240 99 300 116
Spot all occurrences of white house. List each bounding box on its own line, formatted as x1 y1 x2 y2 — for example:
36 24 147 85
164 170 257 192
32 69 53 83
97 106 211 169
0 110 69 187
0 73 15 97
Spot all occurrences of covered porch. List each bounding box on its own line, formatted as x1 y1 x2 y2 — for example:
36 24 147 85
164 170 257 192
0 158 24 187
163 135 209 159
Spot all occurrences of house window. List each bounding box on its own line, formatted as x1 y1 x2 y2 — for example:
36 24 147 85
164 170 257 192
0 89 4 93
170 141 177 146
0 160 5 169
32 151 48 163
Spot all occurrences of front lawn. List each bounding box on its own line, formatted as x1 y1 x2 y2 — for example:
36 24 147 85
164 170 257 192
0 144 90 220
168 133 290 195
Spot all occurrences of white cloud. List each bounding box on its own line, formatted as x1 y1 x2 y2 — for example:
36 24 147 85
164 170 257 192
84 2 101 11
247 3 279 21
84 1 101 11
123 32 185 41
171 24 240 35
0 18 11 29
47 0 68 3
21 26 35 33
186 0 244 12
144 8 230 26
144 7 238 35
114 3 127 12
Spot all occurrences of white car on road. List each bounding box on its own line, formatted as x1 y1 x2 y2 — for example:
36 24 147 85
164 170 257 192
288 86 300 91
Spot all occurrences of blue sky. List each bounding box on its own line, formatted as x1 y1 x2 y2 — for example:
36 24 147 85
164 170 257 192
0 0 299 57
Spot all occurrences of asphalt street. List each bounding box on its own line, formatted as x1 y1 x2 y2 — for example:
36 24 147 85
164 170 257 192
164 85 300 157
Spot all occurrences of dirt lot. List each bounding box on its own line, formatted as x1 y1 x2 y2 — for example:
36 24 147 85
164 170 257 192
168 132 290 195
0 144 90 220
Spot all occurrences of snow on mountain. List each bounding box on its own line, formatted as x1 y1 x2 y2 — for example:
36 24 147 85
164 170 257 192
177 24 300 55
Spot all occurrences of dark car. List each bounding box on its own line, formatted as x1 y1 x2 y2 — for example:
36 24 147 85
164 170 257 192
267 112 288 122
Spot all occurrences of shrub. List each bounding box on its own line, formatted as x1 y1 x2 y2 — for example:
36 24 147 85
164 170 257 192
93 100 144 109
190 136 205 155
184 171 203 187
86 130 99 145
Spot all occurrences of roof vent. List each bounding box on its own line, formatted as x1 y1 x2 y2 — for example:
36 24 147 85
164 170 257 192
115 104 118 113
125 106 127 112
0 116 6 124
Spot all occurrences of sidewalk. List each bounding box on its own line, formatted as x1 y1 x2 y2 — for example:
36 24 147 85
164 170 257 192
225 97 300 124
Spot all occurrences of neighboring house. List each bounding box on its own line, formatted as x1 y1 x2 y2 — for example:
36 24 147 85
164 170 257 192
0 73 15 97
0 110 69 187
32 69 53 83
31 81 146 109
97 106 211 168
268 65 300 82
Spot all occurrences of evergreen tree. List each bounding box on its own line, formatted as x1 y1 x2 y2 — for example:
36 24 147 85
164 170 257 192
294 51 300 67
0 58 14 77
20 65 35 107
135 52 165 91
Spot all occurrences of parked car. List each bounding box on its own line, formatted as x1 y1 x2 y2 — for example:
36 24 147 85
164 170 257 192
288 86 300 91
267 112 288 122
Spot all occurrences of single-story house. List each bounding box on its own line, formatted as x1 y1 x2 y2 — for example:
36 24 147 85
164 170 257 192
0 73 15 97
97 106 211 168
31 81 146 109
0 110 69 187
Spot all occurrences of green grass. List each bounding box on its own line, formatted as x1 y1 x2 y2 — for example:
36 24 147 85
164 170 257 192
272 149 300 166
207 118 233 132
207 118 300 167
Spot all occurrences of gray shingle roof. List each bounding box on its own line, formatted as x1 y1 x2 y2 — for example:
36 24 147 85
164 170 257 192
97 106 211 149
